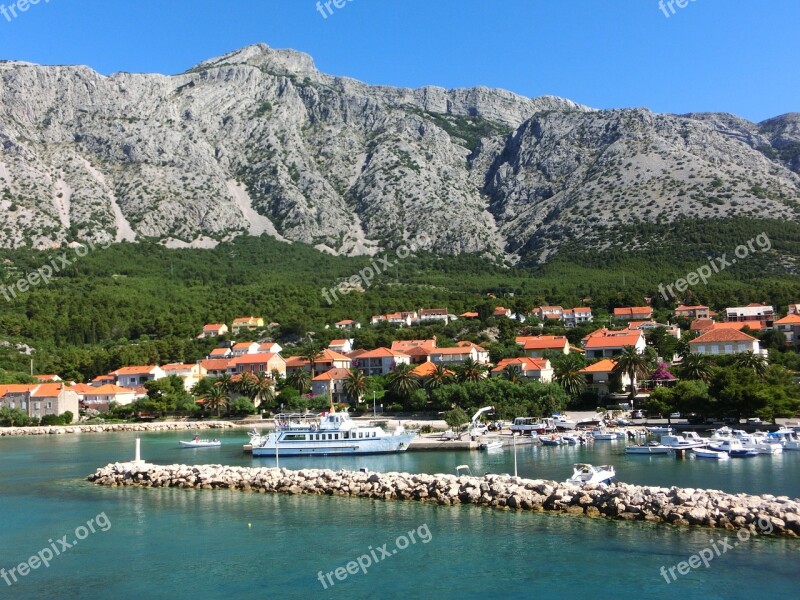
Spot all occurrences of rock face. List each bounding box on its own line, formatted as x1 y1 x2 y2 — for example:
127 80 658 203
0 421 235 437
0 44 798 260
88 462 800 538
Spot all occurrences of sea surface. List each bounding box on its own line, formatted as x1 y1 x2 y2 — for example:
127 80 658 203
1 430 799 599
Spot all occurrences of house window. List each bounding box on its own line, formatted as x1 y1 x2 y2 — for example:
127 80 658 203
47 402 52 409
725 345 734 354
21 401 27 410
34 403 40 410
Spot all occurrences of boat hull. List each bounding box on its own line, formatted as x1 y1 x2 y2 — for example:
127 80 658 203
252 433 416 457
179 441 221 448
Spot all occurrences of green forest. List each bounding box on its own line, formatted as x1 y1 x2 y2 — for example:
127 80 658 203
0 217 799 384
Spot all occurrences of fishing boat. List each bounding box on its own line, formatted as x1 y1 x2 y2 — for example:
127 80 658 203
560 433 586 445
565 463 616 486
625 441 672 455
592 428 619 441
251 411 416 457
179 436 221 448
693 448 730 460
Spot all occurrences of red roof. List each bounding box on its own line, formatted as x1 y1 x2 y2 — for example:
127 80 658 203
203 323 226 331
492 357 550 373
391 339 437 351
776 314 800 325
358 348 410 359
31 383 66 398
522 336 568 350
579 359 618 374
690 329 757 344
209 348 231 357
584 332 643 349
614 307 653 318
312 368 353 382
113 366 158 376
411 363 455 377
81 384 135 396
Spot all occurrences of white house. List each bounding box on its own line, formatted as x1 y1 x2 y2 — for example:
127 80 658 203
328 339 354 354
491 358 554 383
516 335 570 358
579 359 633 397
583 331 647 359
231 342 261 357
775 314 800 348
352 348 411 376
562 307 593 328
199 323 229 339
688 329 765 357
112 366 166 389
161 363 207 391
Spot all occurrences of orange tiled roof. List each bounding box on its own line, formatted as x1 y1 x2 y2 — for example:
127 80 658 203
113 366 158 376
411 362 455 377
358 347 410 359
30 383 65 398
584 332 643 349
199 359 233 371
522 336 568 350
775 314 800 325
690 329 757 344
231 353 278 365
579 359 618 374
491 357 549 373
312 368 353 382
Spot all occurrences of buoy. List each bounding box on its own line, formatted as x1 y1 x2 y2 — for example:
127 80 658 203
248 523 252 528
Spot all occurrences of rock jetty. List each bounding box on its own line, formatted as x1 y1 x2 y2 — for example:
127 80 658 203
1 421 236 437
88 463 800 537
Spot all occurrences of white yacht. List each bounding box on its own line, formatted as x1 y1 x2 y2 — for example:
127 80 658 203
552 414 577 431
510 417 553 435
660 433 707 449
250 412 416 457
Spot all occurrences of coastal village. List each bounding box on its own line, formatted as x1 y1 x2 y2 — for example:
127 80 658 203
2 301 798 424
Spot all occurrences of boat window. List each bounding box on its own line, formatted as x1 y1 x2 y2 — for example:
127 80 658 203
283 434 305 441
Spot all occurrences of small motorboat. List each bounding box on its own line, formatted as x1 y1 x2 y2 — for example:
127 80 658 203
592 428 618 441
479 441 504 451
709 439 759 458
625 442 672 455
660 434 707 449
560 433 585 445
693 448 729 460
647 426 673 435
180 436 222 448
540 434 566 446
565 463 616 486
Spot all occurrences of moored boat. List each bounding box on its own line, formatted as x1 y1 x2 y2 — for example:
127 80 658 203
180 436 221 448
479 440 504 451
625 441 672 455
251 411 416 457
694 447 730 460
565 463 616 486
709 439 759 458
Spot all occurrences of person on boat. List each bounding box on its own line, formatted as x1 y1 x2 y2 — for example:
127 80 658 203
193 435 199 442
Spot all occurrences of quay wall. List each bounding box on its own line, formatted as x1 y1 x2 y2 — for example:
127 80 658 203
0 421 237 437
88 462 800 537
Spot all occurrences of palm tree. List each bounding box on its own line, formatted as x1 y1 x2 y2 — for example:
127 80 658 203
734 352 768 378
286 369 311 394
343 368 368 404
250 372 276 411
237 373 256 399
425 364 454 393
502 364 524 385
553 353 587 398
680 353 713 382
216 374 234 396
299 342 324 378
613 346 653 404
387 364 420 400
201 386 229 418
457 358 486 383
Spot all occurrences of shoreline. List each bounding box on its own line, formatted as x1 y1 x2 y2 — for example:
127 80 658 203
88 462 800 538
0 421 244 437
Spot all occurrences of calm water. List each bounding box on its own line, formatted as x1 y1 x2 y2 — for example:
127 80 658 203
1 430 799 599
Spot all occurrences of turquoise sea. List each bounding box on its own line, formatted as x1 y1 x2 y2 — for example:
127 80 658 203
1 430 799 599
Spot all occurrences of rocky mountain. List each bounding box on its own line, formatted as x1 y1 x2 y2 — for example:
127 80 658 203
0 43 797 261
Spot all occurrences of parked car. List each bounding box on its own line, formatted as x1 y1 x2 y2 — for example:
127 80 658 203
631 410 644 419
669 412 681 419
746 417 762 424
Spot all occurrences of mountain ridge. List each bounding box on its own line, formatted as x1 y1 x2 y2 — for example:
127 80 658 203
0 43 797 261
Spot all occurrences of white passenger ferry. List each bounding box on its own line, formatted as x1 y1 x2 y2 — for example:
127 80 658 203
250 411 417 457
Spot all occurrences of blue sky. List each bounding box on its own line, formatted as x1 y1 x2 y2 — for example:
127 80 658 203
0 0 797 122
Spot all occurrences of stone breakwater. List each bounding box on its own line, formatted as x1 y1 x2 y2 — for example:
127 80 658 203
88 463 800 537
1 421 236 437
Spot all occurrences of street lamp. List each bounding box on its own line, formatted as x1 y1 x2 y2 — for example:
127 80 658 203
373 391 376 417
513 432 518 478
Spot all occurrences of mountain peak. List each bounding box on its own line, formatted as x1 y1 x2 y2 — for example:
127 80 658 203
192 43 318 77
